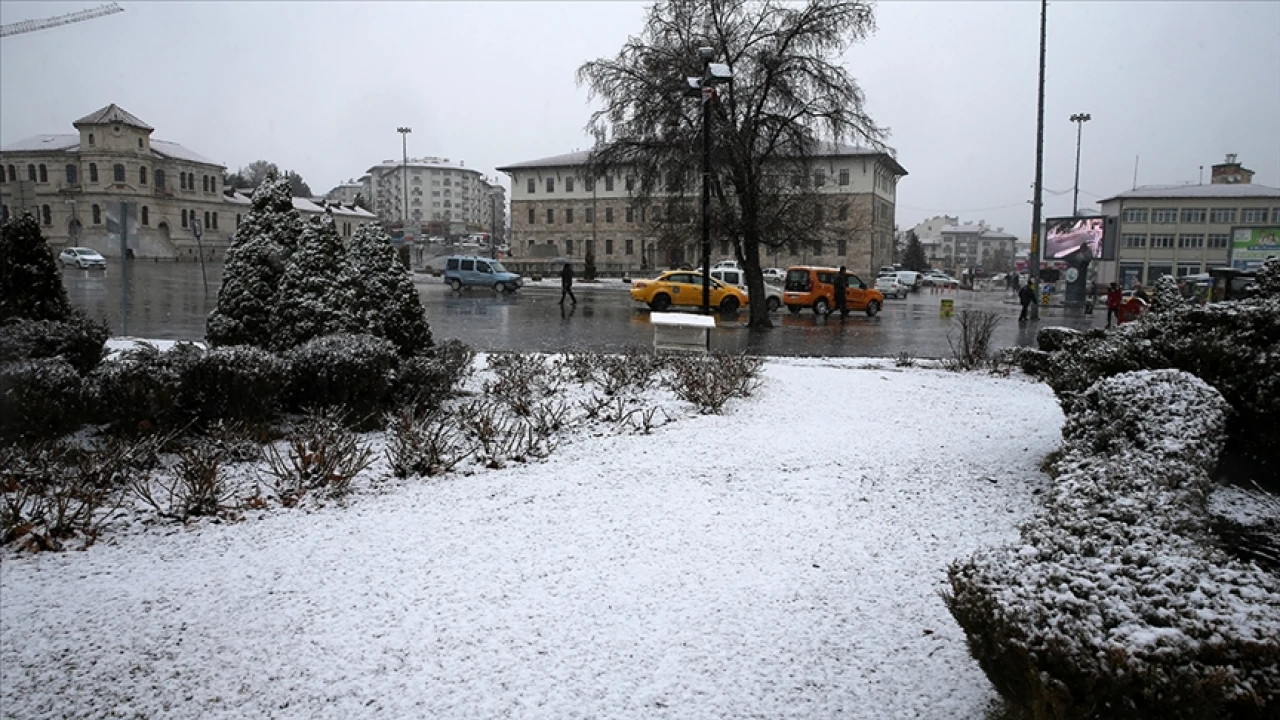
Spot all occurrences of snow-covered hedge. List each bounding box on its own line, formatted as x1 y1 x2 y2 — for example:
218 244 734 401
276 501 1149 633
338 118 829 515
285 333 399 427
176 345 290 427
394 339 475 412
0 312 108 375
947 370 1280 719
0 357 86 440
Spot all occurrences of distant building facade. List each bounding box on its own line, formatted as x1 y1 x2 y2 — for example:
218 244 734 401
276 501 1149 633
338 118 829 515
498 144 907 274
0 104 378 259
938 222 1017 273
365 157 497 233
324 179 366 206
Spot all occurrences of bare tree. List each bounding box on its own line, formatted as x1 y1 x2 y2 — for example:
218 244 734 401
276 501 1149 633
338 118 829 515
578 0 888 328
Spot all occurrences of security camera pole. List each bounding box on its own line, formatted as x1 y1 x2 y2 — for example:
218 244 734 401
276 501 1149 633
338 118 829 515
686 46 731 315
1070 113 1091 215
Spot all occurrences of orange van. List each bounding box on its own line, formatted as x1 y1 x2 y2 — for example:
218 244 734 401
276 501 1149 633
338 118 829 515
782 266 884 316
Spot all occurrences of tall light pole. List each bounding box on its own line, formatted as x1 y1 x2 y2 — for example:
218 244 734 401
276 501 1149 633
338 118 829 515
684 46 731 315
397 126 411 231
1029 0 1047 322
1070 113 1091 215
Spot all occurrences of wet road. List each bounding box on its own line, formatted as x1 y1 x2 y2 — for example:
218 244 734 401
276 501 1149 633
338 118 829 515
61 261 1106 358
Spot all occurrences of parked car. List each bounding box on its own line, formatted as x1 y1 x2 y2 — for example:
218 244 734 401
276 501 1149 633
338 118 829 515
874 275 909 299
893 270 923 291
710 267 783 312
712 259 740 270
762 267 786 283
442 255 523 293
922 272 959 289
782 266 884 316
631 270 748 312
59 247 106 269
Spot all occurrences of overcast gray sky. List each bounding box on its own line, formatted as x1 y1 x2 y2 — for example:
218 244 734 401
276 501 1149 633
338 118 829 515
2 1 1277 237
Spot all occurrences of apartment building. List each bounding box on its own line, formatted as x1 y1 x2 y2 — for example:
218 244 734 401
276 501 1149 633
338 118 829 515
365 157 496 233
938 222 1018 273
497 143 907 275
1096 156 1279 287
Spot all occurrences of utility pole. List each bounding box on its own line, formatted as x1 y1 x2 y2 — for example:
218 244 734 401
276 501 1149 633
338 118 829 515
1029 0 1047 322
397 126 411 234
1070 113 1091 215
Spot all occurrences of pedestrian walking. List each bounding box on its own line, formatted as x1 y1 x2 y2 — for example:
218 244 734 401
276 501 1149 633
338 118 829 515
1018 281 1036 322
560 261 577 305
1105 282 1122 327
832 266 849 318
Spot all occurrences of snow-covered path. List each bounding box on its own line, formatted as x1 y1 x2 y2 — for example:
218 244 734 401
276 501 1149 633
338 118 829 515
1 359 1063 719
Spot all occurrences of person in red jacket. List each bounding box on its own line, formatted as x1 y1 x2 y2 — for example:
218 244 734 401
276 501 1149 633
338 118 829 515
1105 282 1123 327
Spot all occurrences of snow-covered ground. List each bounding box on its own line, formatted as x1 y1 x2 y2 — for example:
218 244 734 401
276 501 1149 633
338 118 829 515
1 358 1063 719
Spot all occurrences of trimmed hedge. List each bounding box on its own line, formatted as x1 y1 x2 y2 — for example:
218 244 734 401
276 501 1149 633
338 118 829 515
176 345 290 427
0 357 86 440
286 333 400 427
947 370 1280 719
89 342 203 433
0 312 108 375
394 339 476 412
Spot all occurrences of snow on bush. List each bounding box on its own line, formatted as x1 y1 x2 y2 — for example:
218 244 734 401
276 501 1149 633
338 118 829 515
0 357 85 440
1256 257 1280 298
175 345 289 428
947 370 1280 719
0 312 108 375
346 224 432 357
89 341 203 434
394 339 476 413
0 213 72 324
285 333 399 428
1036 326 1085 353
269 215 357 351
1148 275 1191 315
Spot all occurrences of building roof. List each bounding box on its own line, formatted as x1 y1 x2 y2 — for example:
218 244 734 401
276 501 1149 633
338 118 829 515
498 142 909 176
1 134 79 153
223 190 377 218
1097 184 1280 203
73 104 153 131
150 140 217 166
940 224 984 234
366 157 480 176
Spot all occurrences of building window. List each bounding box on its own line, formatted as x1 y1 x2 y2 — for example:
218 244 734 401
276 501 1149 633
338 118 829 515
625 176 635 191
837 238 847 255
546 178 555 193
92 205 101 224
38 164 47 182
88 133 95 146
6 165 13 182
113 164 125 182
141 206 149 226
138 138 144 149
605 238 614 255
204 211 211 228
1178 234 1204 248
585 207 594 223
605 207 614 223
566 238 573 255
202 175 209 192
1122 208 1149 224
27 164 36 181
210 176 217 193
1209 208 1237 224
566 177 575 192
565 208 574 224
546 208 555 223
211 212 218 230
89 163 99 183
1151 208 1177 224
1122 234 1147 248
814 170 826 187
626 207 635 223
605 175 614 192
155 170 165 189
139 167 148 185
838 169 850 186
236 213 241 227
1207 234 1229 249
528 208 535 224
1150 234 1174 248
815 205 824 223
180 172 186 190
181 209 188 228
625 238 634 255
527 178 535 194
65 164 78 185
838 204 849 221
1180 208 1206 224
41 205 51 225
1242 208 1269 224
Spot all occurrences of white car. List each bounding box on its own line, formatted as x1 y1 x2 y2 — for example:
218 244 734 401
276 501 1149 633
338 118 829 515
710 267 783 312
762 267 786 283
712 259 741 271
875 275 909 299
923 273 959 288
59 247 107 269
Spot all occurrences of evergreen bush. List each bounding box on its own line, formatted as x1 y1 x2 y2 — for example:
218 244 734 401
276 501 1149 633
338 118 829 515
285 333 399 427
89 342 202 433
269 215 356 351
346 224 432 357
176 345 289 427
394 339 475 411
0 311 108 375
0 358 86 440
0 214 71 323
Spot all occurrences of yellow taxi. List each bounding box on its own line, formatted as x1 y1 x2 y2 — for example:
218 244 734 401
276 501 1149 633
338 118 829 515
630 270 750 312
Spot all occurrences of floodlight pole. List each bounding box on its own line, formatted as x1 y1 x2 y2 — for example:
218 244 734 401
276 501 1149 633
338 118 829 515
1029 0 1047 322
699 48 714 316
397 127 411 231
1070 113 1091 215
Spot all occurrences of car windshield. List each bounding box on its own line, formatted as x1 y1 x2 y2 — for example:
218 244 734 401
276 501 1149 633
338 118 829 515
489 261 507 273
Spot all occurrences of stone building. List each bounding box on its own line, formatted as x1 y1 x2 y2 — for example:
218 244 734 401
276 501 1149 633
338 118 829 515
497 143 906 275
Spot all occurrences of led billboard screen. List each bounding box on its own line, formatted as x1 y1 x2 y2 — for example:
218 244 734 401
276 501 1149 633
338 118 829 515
1044 216 1106 260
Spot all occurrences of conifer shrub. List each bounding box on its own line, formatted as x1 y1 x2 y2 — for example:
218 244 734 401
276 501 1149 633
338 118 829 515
285 333 399 427
0 357 86 440
394 339 475 412
0 312 109 375
269 215 356 352
346 224 433 357
0 213 71 323
89 342 202 434
176 345 289 427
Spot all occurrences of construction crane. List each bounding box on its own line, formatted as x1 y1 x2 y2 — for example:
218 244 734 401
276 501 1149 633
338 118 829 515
0 3 123 39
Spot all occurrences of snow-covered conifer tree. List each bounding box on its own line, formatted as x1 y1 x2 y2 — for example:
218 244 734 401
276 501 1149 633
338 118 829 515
206 176 303 347
269 214 356 351
1148 274 1188 314
0 213 71 323
346 224 433 356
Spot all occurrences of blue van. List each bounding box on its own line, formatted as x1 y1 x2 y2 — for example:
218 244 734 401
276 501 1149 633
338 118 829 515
443 255 524 293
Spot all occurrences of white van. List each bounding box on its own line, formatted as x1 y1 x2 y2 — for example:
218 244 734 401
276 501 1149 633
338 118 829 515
710 267 783 312
894 271 922 292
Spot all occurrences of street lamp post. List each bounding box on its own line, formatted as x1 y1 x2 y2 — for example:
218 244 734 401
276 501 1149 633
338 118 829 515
397 126 411 233
1070 113 1091 215
684 47 732 314
1029 0 1047 322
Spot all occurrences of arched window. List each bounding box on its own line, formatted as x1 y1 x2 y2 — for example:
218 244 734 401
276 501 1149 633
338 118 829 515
137 138 144 149
210 176 217 193
41 205 51 225
88 133 95 146
202 176 209 192
113 164 126 182
38 164 48 183
65 164 77 185
27 164 36 181
180 172 186 190
89 163 98 183
154 170 165 189
139 167 148 185
181 209 188 228
211 212 218 230
141 206 149 226
92 204 101 224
